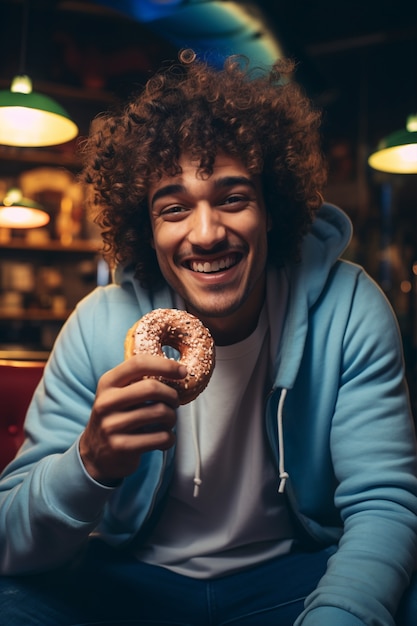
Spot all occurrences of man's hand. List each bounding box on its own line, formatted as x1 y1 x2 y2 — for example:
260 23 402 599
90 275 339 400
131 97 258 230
79 354 187 486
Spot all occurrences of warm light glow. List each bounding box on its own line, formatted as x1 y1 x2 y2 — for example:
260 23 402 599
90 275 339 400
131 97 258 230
0 74 78 147
400 280 412 294
368 115 417 174
368 143 417 174
3 188 24 206
11 74 32 94
407 114 417 132
0 187 50 228
0 105 78 147
0 206 50 228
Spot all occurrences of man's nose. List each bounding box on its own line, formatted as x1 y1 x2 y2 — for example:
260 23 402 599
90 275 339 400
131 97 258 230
187 203 227 248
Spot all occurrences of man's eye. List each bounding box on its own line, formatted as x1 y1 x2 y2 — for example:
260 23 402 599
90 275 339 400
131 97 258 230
222 194 247 206
160 205 187 216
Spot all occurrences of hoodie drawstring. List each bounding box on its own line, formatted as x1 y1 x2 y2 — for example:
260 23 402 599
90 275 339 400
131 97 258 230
277 388 289 493
190 401 202 497
190 387 289 497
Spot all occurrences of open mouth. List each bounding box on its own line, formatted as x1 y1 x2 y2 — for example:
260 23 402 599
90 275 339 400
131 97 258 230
189 254 240 274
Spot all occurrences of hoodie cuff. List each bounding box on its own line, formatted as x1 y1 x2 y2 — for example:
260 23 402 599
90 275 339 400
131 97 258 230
295 607 365 626
46 437 117 523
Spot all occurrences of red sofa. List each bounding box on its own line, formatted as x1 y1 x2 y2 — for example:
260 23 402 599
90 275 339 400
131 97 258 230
0 359 45 472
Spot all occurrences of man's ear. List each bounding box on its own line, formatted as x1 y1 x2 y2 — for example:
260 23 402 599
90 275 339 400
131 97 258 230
267 213 273 232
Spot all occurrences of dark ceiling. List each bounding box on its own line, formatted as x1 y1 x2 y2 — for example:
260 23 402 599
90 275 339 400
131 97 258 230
0 0 416 172
257 0 417 147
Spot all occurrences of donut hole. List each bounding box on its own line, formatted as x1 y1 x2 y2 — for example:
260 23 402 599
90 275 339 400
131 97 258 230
162 345 181 361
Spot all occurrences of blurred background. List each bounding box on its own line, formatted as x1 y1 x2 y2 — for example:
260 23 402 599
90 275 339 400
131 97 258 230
0 0 416 416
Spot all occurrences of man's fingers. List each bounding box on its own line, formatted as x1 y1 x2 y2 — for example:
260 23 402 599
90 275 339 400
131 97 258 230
98 401 177 436
101 353 187 390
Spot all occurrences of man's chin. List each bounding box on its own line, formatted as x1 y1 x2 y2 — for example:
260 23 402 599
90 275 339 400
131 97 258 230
185 298 243 321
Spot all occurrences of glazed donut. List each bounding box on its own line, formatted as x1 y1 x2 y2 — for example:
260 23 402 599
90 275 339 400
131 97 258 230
124 308 215 404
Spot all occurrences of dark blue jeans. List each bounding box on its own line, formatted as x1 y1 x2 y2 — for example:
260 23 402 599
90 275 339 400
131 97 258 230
0 542 414 626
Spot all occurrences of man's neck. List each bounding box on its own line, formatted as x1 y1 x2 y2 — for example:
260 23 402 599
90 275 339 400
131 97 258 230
189 279 266 346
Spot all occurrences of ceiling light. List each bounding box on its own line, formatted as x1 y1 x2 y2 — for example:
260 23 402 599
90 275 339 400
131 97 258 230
368 114 417 174
0 75 78 147
0 0 78 148
0 188 50 229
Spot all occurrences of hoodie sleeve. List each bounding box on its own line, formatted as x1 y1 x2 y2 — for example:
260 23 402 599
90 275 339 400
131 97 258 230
0 287 126 575
295 268 417 626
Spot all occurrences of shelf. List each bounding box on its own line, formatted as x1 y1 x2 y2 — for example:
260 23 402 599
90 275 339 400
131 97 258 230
0 309 72 322
0 145 81 170
0 349 50 362
0 240 100 254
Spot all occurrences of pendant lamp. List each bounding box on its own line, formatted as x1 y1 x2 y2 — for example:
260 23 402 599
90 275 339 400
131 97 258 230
368 114 417 174
0 188 50 229
0 0 78 148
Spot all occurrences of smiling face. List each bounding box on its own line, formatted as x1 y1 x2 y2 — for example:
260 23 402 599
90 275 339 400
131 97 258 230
148 153 269 345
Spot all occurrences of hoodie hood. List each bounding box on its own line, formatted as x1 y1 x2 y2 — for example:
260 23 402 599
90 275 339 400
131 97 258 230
270 203 352 390
113 261 175 318
114 202 352 392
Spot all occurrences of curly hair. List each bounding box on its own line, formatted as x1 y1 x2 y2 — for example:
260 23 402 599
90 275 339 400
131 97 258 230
81 49 327 290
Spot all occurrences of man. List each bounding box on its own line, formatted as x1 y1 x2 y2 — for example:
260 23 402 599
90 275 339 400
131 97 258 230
0 50 416 626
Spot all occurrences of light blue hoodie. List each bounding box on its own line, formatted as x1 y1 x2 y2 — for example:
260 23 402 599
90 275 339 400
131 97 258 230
0 203 416 626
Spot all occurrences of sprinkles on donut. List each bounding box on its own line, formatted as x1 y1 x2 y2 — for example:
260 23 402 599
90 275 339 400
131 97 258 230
124 308 215 404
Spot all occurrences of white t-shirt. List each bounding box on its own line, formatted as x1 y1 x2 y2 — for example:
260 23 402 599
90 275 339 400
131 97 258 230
136 270 294 578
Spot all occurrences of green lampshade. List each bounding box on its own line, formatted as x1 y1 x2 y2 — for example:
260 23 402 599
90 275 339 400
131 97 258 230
0 187 50 228
0 75 78 147
368 115 417 174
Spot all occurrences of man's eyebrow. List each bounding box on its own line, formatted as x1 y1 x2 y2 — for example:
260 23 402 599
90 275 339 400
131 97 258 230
214 176 256 190
150 176 256 208
150 184 185 208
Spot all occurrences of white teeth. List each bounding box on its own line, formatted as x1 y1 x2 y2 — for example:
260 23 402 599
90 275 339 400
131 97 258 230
191 256 234 273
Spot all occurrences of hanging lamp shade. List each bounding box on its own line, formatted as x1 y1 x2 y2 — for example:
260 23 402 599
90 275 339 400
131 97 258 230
0 74 78 147
0 187 50 229
368 114 417 174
